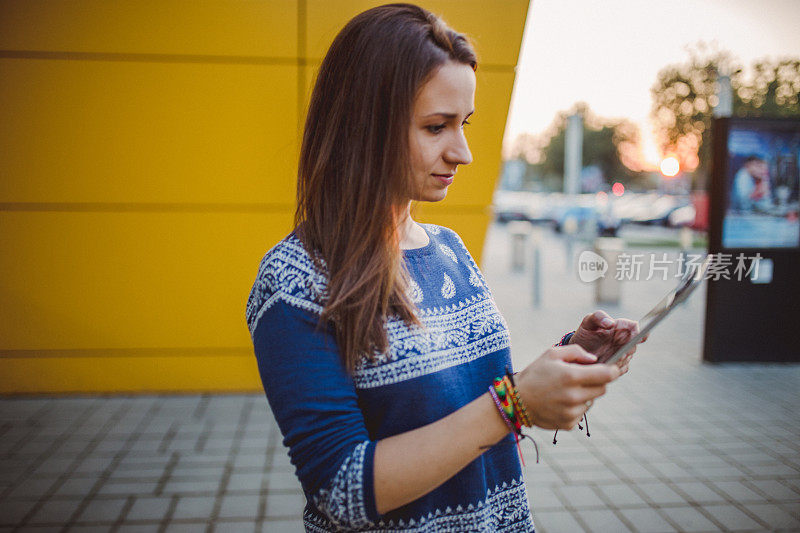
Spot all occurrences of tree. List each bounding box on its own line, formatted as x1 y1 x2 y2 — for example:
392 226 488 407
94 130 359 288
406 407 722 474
510 102 642 191
650 43 800 189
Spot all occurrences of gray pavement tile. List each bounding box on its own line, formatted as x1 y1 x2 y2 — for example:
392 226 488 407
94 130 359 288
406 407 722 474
712 480 767 502
27 498 83 525
554 485 605 508
745 479 800 501
671 481 728 504
661 506 718 532
233 454 268 470
73 456 115 474
52 477 99 497
77 497 128 522
171 466 227 480
227 473 264 491
217 494 260 519
632 483 687 505
562 468 621 484
32 457 77 476
172 495 216 520
685 463 749 479
643 461 693 479
264 493 305 519
259 518 305 533
4 477 59 499
744 462 800 476
163 479 221 495
125 496 172 521
612 462 661 482
109 467 166 479
529 486 564 510
0 499 38 526
579 509 632 533
66 526 111 533
117 524 162 533
618 508 677 533
213 519 259 532
263 472 302 492
743 503 800 530
98 482 158 496
532 510 584 533
701 504 765 531
155 521 208 532
596 483 648 507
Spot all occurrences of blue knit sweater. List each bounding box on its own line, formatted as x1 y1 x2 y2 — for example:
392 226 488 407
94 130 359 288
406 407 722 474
246 224 538 532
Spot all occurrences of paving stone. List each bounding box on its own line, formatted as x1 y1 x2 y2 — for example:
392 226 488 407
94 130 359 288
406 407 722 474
745 478 800 501
172 495 216 520
663 506 718 532
578 509 631 533
0 499 38 526
52 477 100 497
116 524 162 533
259 518 305 532
264 471 302 492
154 521 208 532
618 508 677 533
671 481 728 504
227 473 264 491
743 503 800 530
632 483 687 505
532 510 584 533
712 480 766 502
217 494 260 519
213 519 259 533
554 485 605 508
27 498 83 525
528 485 564 510
77 497 128 522
701 504 765 531
264 493 305 518
596 483 647 507
126 496 172 520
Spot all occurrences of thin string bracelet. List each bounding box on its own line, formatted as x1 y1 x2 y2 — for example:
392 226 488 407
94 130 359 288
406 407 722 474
482 384 526 466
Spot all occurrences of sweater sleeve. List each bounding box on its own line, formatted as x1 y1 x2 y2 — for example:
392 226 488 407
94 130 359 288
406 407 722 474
250 299 379 528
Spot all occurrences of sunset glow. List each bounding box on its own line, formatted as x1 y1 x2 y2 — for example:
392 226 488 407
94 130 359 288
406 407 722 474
660 157 680 177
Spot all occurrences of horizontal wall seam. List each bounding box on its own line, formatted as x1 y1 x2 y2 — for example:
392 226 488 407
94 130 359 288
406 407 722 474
0 50 300 65
0 202 293 213
0 50 516 71
0 347 253 358
0 202 491 213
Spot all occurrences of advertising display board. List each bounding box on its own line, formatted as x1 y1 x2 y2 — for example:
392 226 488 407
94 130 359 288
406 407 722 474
704 117 800 362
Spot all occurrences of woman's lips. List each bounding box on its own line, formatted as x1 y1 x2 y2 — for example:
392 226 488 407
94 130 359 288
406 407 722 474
433 174 454 185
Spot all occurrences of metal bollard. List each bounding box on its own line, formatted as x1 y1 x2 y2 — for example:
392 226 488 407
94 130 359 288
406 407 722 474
594 237 624 305
531 227 542 308
508 221 530 272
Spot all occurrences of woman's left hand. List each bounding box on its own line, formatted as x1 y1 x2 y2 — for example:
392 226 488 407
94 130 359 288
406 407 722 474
569 310 647 371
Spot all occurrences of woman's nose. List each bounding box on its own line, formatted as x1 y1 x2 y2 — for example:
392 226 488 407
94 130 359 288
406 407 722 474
445 131 472 166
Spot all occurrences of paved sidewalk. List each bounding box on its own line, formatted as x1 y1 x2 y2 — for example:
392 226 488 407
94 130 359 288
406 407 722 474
0 223 798 532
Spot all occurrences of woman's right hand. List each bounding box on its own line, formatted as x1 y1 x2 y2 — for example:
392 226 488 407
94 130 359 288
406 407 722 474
516 345 621 430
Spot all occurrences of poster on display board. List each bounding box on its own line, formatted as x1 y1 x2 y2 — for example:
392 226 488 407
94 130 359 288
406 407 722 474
722 124 800 248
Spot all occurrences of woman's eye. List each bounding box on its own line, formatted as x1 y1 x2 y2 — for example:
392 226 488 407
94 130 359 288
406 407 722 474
461 120 471 129
426 124 446 134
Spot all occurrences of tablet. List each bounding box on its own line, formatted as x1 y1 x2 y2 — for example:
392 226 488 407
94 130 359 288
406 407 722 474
600 254 713 365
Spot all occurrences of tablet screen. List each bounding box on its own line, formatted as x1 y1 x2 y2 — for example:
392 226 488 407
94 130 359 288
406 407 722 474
600 254 712 364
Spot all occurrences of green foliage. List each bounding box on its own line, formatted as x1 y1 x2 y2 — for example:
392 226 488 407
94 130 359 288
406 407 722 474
510 102 642 191
650 43 800 189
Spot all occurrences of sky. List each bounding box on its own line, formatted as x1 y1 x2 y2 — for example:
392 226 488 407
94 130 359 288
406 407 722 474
503 0 800 168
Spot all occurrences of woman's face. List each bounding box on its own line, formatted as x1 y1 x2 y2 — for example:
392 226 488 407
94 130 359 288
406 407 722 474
408 60 476 203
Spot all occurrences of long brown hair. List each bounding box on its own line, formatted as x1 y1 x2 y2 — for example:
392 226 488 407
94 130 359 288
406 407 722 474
295 4 477 373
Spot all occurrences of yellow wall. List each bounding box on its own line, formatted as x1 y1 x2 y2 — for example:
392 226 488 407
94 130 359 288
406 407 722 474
0 0 529 393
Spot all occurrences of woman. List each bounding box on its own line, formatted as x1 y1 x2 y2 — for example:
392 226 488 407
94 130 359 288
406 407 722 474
246 4 641 531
